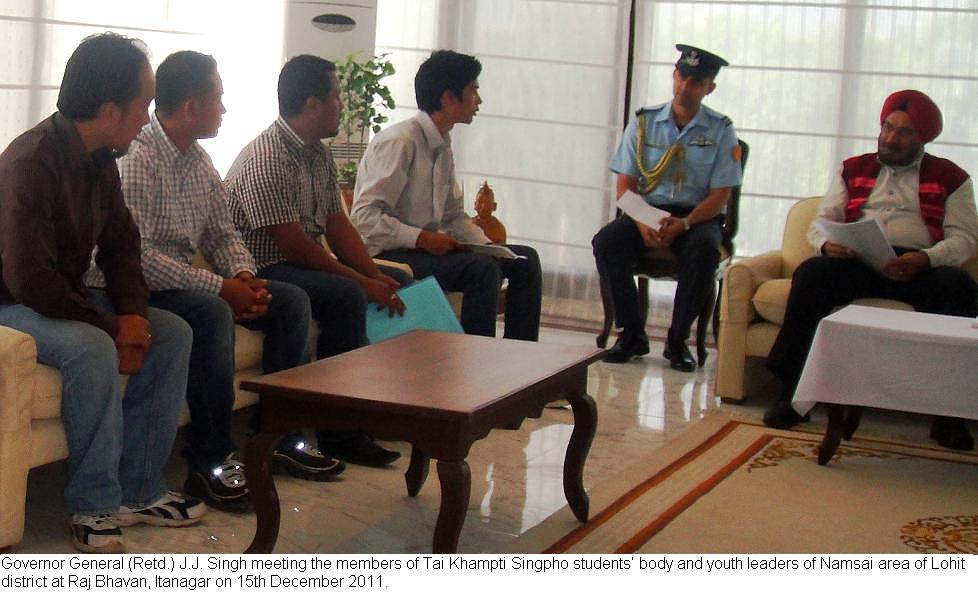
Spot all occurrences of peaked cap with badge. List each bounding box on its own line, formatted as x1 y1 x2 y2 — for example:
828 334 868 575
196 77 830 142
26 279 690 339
675 44 728 80
623 44 737 197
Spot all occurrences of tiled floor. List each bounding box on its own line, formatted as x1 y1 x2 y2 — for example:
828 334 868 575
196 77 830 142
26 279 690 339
11 325 939 554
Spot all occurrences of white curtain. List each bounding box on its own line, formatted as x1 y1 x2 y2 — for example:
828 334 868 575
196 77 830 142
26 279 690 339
0 0 286 176
633 0 978 257
377 0 978 332
376 0 631 330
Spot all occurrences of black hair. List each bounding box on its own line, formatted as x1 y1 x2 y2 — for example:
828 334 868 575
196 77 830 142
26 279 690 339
155 51 218 115
414 50 482 114
277 54 336 118
57 32 150 121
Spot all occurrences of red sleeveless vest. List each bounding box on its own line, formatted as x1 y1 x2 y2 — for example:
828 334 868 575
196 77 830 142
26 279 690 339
842 153 968 243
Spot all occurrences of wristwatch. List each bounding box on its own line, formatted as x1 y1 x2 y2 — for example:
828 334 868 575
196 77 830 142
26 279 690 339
680 217 691 232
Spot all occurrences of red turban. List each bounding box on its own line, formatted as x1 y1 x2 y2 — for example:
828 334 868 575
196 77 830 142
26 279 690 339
880 90 943 144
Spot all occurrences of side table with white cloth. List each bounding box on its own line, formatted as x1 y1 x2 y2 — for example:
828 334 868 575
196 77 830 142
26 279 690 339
791 305 978 464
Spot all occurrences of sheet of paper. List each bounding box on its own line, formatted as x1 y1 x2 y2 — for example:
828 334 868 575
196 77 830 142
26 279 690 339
814 217 897 270
616 190 671 228
365 276 463 344
459 243 526 259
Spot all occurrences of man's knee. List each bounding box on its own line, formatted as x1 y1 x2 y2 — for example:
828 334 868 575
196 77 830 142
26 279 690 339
791 256 842 287
924 266 978 316
71 330 120 376
308 276 367 319
503 245 542 286
266 280 313 324
148 309 194 355
680 239 721 271
592 222 618 257
466 253 502 290
381 265 414 288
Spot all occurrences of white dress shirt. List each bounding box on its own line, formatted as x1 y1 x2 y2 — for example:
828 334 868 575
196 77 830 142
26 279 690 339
808 153 978 267
350 111 490 256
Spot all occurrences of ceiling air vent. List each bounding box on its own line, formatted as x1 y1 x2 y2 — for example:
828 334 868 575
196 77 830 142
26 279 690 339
312 14 356 33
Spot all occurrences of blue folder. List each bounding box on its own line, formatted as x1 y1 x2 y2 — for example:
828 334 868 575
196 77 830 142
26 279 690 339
365 276 464 344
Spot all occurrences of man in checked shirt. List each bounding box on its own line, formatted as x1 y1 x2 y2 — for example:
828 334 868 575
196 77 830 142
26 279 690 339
226 55 407 468
87 51 346 512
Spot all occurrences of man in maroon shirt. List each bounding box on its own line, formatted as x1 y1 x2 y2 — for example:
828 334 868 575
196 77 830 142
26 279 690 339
0 33 204 553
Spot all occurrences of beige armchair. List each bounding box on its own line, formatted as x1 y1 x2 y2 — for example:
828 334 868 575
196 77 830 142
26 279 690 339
714 196 978 403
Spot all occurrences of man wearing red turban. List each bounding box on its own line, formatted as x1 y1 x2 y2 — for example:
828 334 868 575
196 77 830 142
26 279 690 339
764 90 978 451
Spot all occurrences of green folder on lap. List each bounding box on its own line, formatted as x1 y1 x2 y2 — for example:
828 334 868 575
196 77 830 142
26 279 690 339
365 276 464 343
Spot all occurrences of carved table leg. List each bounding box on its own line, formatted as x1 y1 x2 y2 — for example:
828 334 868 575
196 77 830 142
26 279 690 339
818 404 845 466
405 445 430 497
843 406 864 441
433 460 471 554
245 430 283 553
564 391 597 522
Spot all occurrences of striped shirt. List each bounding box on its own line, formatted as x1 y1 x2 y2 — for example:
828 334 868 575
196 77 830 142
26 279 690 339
86 112 255 293
225 117 343 269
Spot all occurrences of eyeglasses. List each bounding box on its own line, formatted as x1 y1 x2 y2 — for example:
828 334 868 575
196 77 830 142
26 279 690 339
880 121 918 140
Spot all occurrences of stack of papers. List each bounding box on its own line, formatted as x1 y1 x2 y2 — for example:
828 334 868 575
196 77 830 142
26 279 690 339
459 243 526 259
813 218 897 270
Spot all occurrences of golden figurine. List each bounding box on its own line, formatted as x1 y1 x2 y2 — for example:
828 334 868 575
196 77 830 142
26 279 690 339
472 180 506 244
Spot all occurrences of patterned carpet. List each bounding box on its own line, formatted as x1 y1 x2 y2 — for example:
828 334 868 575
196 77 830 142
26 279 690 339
511 414 978 554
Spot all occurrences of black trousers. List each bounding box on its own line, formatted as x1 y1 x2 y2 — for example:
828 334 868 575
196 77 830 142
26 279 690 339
592 213 721 343
767 255 978 393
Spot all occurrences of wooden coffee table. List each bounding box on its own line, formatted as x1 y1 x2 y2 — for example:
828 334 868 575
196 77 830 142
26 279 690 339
240 330 604 553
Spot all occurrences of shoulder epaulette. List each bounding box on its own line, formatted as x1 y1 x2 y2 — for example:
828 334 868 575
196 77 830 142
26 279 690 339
635 102 669 117
700 104 733 127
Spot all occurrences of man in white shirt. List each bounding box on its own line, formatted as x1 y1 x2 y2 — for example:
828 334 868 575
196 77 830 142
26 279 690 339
764 90 978 451
351 50 542 340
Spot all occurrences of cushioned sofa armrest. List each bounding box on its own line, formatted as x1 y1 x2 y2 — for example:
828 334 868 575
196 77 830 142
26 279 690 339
720 251 783 324
0 325 37 433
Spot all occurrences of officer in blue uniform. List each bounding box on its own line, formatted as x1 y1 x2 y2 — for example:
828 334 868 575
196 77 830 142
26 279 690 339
593 44 743 370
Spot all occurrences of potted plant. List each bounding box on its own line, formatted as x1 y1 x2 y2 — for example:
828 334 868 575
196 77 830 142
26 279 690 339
331 52 395 209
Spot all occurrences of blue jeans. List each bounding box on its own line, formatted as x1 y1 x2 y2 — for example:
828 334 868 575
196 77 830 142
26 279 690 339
259 263 413 358
0 291 192 515
377 246 542 341
148 281 312 467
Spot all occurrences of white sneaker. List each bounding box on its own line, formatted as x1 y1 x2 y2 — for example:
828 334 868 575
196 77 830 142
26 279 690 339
68 514 124 553
117 491 208 527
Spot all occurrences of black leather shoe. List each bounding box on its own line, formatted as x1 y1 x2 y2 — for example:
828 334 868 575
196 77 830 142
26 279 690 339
602 332 650 363
763 401 810 429
930 417 974 451
319 432 401 467
663 342 696 372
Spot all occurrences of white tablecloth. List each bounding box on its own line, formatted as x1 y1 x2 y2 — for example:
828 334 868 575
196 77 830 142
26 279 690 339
792 305 978 419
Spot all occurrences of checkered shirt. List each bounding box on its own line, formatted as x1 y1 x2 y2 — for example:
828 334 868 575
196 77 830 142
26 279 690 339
87 113 256 293
225 117 343 270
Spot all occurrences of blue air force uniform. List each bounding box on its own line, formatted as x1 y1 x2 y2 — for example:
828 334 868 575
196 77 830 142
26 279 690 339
592 43 743 369
610 103 742 208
